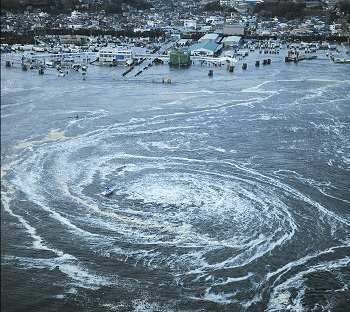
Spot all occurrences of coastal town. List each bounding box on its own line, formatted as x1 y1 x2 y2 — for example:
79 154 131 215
1 0 350 72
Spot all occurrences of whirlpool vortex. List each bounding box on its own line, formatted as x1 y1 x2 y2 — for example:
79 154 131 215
2 70 350 311
3 112 349 310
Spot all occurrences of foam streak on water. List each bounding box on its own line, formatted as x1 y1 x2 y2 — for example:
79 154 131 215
1 59 350 311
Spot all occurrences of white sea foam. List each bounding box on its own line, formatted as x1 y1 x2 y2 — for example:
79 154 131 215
267 256 350 312
3 253 118 290
2 70 349 308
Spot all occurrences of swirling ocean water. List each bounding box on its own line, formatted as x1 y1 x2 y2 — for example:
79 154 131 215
1 51 350 312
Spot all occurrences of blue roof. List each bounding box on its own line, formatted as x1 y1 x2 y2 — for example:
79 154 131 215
189 40 222 53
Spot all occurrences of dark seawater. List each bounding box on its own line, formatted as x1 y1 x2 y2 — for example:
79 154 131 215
1 50 350 312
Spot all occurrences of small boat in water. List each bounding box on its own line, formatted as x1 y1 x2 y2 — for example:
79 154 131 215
102 186 113 196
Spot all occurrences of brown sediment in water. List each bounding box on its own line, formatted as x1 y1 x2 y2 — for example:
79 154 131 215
15 129 67 150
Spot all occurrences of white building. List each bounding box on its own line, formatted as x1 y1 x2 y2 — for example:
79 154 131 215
70 11 83 20
98 48 133 64
330 23 342 35
222 36 242 48
184 19 197 30
116 48 133 63
98 48 116 63
198 33 220 43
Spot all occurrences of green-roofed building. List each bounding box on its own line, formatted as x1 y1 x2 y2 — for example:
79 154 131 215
169 49 191 67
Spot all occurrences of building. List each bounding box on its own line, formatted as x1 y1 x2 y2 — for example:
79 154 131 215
222 35 242 48
189 40 223 56
330 23 342 35
58 35 89 44
198 33 220 43
221 24 245 36
169 50 191 66
184 20 197 30
98 48 133 64
220 0 238 7
220 0 248 9
115 48 133 63
98 48 117 63
206 16 225 26
176 38 191 47
304 0 323 8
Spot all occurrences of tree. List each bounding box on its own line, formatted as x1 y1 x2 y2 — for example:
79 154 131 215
203 1 222 12
338 1 350 14
0 0 151 13
253 1 306 19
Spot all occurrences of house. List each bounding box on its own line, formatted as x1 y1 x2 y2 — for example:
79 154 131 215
189 40 223 56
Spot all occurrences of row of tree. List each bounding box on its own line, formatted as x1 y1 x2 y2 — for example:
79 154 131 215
338 0 350 14
253 2 307 19
203 0 350 20
254 0 350 20
1 0 151 14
